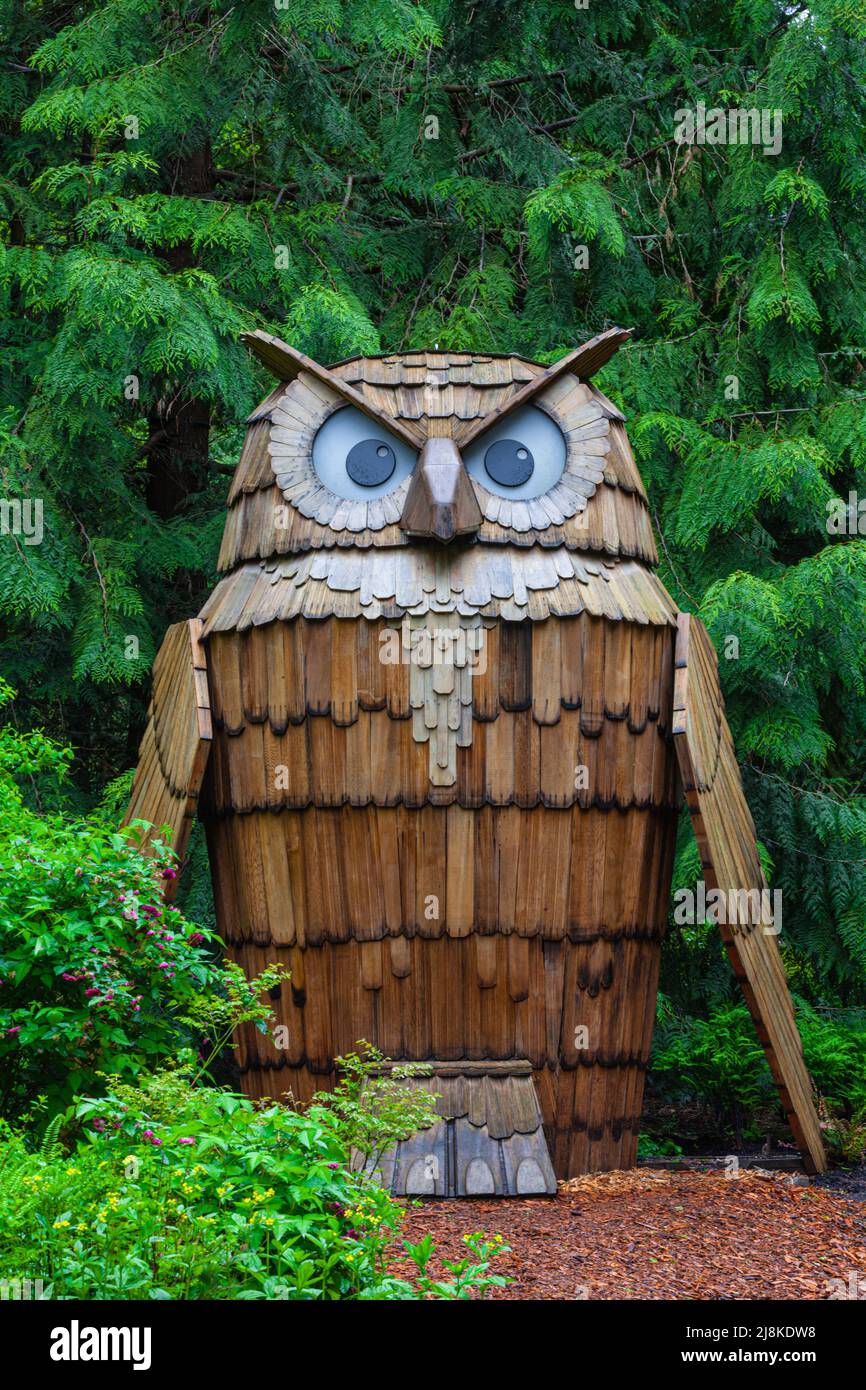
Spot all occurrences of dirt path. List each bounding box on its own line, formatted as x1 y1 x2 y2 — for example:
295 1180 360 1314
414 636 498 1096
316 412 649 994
392 1169 866 1299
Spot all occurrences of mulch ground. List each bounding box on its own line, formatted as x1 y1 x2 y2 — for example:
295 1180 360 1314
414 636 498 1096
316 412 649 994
391 1169 866 1299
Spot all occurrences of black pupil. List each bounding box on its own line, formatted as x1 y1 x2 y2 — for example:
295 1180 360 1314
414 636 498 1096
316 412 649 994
484 438 534 487
346 438 395 487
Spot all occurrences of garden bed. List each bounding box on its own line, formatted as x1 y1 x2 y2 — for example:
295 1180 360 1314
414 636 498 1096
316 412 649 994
391 1168 866 1300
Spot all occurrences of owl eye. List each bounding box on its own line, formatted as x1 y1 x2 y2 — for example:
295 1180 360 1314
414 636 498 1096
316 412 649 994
312 405 415 500
346 439 396 487
483 439 534 488
463 405 567 500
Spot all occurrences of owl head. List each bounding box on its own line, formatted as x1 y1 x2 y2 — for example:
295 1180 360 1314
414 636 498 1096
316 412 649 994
217 331 658 573
204 333 673 789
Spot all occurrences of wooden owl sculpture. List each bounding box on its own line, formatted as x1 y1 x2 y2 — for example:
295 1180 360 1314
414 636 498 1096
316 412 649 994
126 328 825 1191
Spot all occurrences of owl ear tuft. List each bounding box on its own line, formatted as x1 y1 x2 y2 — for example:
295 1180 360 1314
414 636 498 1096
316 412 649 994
455 326 632 449
241 330 331 385
240 330 423 449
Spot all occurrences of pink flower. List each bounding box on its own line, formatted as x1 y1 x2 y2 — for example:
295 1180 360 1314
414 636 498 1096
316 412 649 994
162 868 177 881
177 1137 194 1146
84 988 101 998
7 1026 21 1037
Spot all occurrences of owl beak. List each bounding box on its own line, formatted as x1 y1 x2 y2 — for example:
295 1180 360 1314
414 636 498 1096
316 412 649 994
400 438 482 543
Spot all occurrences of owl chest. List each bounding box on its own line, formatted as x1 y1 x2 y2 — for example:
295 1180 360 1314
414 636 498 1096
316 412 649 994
203 611 677 809
199 611 679 946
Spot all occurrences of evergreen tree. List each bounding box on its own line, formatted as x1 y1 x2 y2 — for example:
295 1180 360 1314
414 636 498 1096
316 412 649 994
2 0 866 1001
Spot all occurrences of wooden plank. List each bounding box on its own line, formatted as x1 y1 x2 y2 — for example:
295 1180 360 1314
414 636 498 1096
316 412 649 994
241 330 424 448
672 613 826 1174
454 328 631 448
124 619 213 894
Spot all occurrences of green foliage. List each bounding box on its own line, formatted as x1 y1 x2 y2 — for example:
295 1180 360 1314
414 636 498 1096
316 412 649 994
1 3 864 972
0 1061 508 1300
1 0 866 1144
818 1098 866 1164
650 994 866 1142
651 1001 776 1121
636 1134 683 1161
313 1043 439 1171
0 682 226 1119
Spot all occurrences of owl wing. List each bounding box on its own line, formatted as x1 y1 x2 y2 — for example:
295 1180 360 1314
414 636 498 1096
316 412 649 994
672 613 826 1173
123 618 212 897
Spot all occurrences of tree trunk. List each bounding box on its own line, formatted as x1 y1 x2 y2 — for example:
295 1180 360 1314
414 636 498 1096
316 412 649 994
145 144 214 521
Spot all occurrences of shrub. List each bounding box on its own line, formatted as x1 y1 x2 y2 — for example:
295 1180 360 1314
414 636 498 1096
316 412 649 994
650 1000 775 1124
817 1098 866 1164
0 682 232 1121
0 1064 508 1300
797 1005 866 1114
314 1043 440 1173
649 996 866 1148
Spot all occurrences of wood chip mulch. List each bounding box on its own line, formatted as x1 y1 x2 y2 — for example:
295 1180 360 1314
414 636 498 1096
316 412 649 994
390 1169 866 1299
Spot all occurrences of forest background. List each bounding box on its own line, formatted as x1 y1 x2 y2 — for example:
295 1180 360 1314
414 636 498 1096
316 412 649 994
3 0 866 1149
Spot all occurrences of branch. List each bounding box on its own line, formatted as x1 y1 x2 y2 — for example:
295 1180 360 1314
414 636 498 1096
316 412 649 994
442 68 565 95
458 114 581 163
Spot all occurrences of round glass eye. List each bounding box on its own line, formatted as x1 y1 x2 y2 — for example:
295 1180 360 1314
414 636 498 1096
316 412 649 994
346 438 396 487
484 438 535 488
